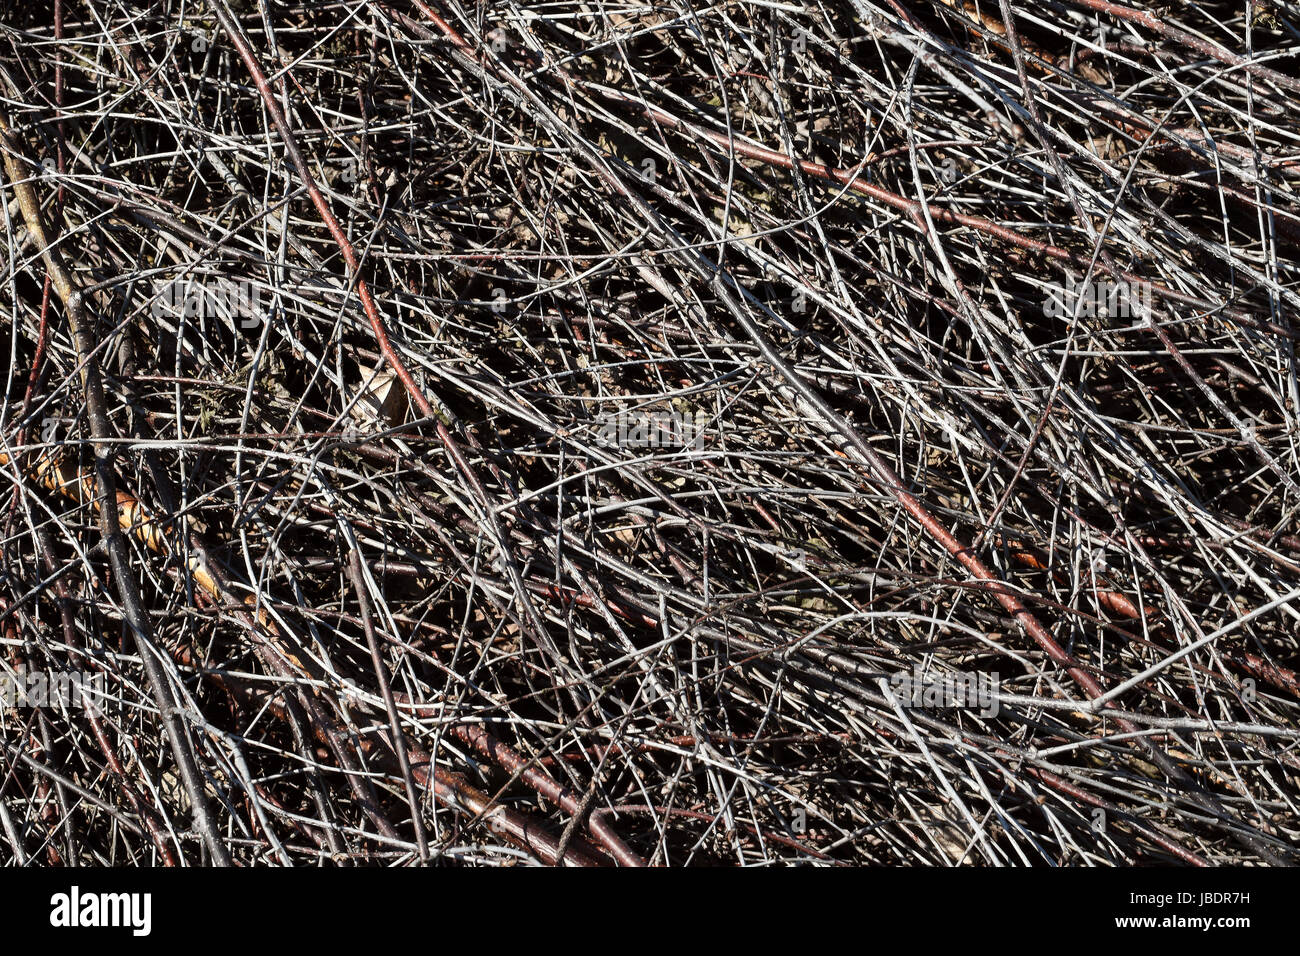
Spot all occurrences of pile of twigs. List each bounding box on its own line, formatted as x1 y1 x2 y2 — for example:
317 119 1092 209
0 0 1297 865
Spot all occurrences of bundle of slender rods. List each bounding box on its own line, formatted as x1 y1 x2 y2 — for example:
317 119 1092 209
0 0 1297 865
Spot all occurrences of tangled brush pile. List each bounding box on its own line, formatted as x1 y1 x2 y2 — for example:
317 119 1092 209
0 0 1297 865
